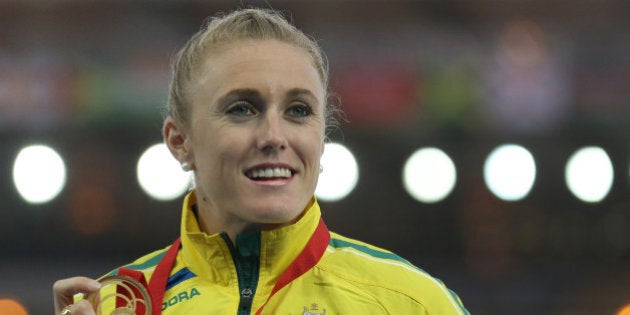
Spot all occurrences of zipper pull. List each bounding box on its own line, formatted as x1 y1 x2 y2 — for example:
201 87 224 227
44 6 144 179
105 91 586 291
241 288 253 299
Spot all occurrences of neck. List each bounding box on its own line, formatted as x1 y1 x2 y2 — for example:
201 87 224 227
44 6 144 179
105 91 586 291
195 207 255 245
195 202 300 245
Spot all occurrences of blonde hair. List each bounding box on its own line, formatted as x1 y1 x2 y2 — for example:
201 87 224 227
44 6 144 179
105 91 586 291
167 8 337 130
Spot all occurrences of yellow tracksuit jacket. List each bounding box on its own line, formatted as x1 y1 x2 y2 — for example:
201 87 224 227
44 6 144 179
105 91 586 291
104 191 469 314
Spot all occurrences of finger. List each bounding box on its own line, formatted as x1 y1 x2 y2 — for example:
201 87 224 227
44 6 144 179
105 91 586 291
72 299 96 315
53 276 101 296
53 277 101 312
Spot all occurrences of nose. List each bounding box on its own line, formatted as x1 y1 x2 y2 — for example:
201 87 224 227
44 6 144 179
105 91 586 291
257 112 287 152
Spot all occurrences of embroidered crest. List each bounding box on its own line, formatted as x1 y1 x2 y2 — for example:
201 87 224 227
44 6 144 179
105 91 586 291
302 303 326 315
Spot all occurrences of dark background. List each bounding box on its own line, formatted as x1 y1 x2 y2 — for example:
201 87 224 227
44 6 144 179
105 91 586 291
0 1 628 314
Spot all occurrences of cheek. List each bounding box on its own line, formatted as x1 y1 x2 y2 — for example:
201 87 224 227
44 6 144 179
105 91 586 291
299 131 325 164
202 136 248 166
190 126 241 167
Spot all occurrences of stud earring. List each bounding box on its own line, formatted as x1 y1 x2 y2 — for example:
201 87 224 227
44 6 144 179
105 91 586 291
181 162 191 172
319 165 324 174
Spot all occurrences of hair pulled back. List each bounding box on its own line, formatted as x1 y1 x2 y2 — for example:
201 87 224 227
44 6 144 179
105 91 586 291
167 8 336 130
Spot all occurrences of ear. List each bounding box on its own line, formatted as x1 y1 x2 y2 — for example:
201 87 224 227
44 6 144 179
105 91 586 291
163 116 192 166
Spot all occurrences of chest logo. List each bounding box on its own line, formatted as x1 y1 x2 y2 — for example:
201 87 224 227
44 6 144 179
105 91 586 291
161 287 201 311
302 303 326 315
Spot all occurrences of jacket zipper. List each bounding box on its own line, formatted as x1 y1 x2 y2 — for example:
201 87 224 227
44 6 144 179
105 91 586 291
222 232 261 315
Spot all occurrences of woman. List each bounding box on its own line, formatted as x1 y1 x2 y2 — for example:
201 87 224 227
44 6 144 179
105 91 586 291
54 8 468 315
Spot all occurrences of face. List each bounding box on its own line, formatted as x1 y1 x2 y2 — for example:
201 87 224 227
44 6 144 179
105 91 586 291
168 39 326 233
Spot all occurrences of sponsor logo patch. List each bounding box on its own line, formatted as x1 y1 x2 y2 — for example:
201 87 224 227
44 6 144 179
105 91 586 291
161 287 201 311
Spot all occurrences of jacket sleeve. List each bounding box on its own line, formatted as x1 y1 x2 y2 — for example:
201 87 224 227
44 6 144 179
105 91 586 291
372 279 469 315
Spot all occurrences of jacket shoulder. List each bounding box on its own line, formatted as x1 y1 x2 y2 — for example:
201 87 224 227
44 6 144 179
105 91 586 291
321 232 468 314
325 232 424 279
102 245 171 278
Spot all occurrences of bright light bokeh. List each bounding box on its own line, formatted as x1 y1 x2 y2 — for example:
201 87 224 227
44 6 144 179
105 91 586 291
484 144 536 201
13 144 67 204
565 146 614 203
403 147 457 203
137 143 192 201
315 143 359 202
0 299 28 315
617 304 630 315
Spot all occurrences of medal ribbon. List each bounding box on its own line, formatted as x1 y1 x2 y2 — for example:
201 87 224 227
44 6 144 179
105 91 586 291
116 237 181 315
147 237 181 314
255 218 330 315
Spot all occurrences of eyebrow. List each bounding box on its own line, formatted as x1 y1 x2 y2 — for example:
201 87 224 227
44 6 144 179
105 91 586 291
216 89 262 108
285 88 319 102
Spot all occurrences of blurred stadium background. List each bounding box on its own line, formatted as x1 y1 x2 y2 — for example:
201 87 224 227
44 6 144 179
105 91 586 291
0 1 628 314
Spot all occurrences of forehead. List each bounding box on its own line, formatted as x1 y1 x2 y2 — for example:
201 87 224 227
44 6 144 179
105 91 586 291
195 39 325 103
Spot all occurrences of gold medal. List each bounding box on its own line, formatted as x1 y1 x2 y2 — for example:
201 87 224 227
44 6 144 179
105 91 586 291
86 275 152 315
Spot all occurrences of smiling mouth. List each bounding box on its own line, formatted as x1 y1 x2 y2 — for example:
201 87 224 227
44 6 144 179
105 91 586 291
245 167 294 180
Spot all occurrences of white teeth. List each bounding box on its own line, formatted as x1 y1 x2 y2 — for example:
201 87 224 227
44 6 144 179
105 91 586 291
248 167 292 179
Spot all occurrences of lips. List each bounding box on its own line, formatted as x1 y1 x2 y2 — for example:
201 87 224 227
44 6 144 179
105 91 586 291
245 165 295 180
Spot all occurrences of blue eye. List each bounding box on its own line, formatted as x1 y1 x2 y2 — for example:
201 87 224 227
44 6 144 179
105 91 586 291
227 102 255 116
287 104 312 118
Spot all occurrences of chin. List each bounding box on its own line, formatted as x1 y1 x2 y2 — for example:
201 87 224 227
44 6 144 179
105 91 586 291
243 200 304 224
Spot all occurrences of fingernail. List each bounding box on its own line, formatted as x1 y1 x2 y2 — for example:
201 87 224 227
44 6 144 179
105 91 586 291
88 281 101 291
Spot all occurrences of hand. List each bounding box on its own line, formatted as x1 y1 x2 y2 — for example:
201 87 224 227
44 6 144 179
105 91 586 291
53 276 101 315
